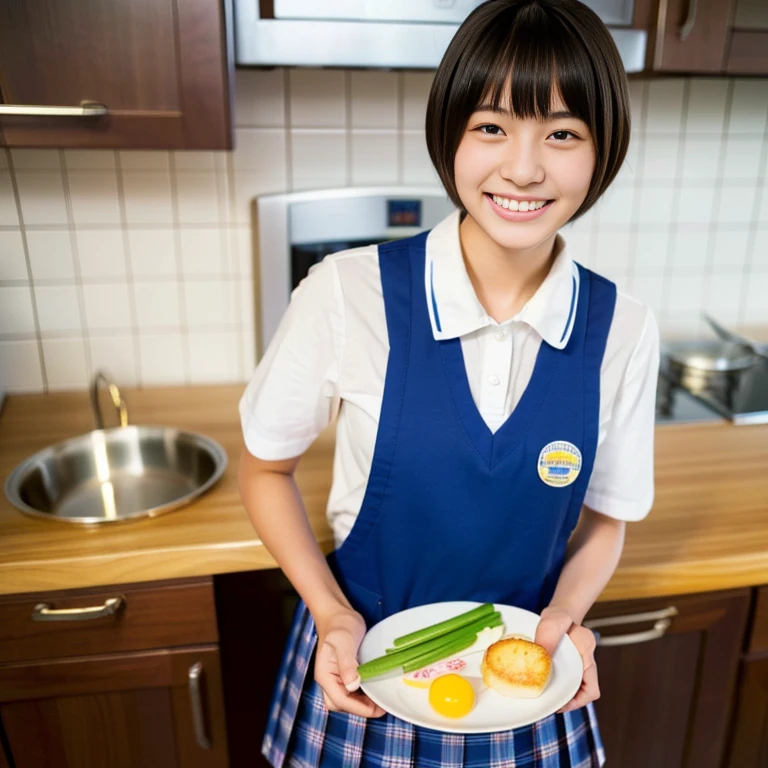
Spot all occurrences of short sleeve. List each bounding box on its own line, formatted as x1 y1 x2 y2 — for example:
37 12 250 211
584 308 660 522
239 257 344 460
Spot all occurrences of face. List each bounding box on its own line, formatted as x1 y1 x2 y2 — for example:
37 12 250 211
453 89 596 255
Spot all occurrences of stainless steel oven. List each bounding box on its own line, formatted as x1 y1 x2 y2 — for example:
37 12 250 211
253 187 455 358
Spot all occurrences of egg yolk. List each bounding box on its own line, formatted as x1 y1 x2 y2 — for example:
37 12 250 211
428 674 475 719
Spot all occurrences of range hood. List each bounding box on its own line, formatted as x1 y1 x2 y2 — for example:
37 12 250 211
234 0 647 72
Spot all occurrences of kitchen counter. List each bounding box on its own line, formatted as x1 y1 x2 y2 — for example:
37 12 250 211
0 385 766 600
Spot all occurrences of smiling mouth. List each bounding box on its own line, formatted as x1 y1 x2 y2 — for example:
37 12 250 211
485 193 554 212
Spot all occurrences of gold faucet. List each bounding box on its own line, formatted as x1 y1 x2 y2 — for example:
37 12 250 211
90 372 129 429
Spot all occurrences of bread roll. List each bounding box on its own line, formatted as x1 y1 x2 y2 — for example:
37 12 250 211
481 637 552 698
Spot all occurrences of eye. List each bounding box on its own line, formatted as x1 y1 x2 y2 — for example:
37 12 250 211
549 130 579 142
477 124 505 136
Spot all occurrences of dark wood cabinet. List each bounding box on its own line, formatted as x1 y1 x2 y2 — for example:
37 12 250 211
726 585 768 767
585 588 751 768
0 578 229 768
0 0 232 149
647 0 768 74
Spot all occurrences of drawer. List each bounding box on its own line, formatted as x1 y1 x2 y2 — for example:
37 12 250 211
0 577 218 664
748 585 768 654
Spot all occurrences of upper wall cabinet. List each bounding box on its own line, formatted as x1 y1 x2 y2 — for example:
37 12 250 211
0 0 233 150
648 0 768 74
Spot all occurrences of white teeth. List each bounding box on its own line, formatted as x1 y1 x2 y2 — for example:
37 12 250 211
491 195 547 212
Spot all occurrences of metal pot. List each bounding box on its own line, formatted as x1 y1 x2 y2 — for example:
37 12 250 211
664 339 758 395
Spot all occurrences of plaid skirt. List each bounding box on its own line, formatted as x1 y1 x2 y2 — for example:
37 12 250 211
262 602 606 768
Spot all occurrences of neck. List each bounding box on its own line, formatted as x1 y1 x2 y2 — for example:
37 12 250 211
459 214 558 324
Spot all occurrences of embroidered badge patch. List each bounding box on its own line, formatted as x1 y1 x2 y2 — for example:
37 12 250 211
538 441 582 488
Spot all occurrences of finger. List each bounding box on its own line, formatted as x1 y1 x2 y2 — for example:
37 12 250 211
559 660 600 712
321 683 386 718
535 615 572 656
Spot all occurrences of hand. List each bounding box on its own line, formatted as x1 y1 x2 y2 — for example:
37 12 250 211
534 605 599 713
314 607 386 718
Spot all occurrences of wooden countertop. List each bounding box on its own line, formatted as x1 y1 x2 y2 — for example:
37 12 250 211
0 385 766 601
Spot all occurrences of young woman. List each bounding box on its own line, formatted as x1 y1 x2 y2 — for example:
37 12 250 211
238 1 659 765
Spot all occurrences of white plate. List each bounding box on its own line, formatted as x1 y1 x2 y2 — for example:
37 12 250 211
358 601 582 734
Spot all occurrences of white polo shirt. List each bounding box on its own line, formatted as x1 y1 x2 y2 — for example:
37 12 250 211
240 211 660 547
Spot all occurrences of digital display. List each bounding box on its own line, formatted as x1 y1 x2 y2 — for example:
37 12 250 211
388 199 422 227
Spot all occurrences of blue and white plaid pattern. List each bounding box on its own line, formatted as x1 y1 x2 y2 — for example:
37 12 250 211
263 602 606 768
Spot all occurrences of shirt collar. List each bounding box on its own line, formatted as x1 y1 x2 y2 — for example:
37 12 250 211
424 210 580 350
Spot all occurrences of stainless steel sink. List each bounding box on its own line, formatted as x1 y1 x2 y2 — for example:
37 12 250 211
4 373 227 524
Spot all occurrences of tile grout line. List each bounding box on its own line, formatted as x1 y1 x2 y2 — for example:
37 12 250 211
114 151 145 387
58 149 95 387
167 152 192 386
5 149 49 392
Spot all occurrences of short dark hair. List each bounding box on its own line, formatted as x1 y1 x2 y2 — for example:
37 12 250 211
425 0 631 221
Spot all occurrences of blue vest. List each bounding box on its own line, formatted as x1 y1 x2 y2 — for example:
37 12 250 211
329 230 616 626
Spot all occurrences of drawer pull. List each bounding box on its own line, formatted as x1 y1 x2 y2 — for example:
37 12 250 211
0 101 108 118
584 606 678 647
188 662 212 750
32 596 124 622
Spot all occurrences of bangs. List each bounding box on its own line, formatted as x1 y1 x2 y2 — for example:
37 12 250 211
426 0 630 220
476 6 596 127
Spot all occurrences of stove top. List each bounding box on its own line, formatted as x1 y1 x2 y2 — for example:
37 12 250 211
656 357 768 426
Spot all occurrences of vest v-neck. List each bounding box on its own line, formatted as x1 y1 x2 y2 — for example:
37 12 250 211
438 333 561 469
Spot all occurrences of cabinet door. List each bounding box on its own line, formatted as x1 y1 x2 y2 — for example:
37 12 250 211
0 0 232 149
585 589 750 768
726 657 768 767
653 0 734 71
0 646 229 768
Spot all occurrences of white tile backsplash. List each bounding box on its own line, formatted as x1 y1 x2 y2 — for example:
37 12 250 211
2 70 768 391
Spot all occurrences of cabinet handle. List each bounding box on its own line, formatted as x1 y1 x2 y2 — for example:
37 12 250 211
31 596 124 622
0 101 108 118
584 606 678 646
679 0 697 41
188 662 212 750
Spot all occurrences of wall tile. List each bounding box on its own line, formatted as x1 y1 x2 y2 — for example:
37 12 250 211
0 340 44 391
743 271 768 323
82 283 132 330
42 337 89 390
180 229 225 275
173 151 216 171
729 79 768 134
645 79 685 133
233 129 287 173
188 331 239 384
235 69 285 128
0 286 37 334
175 172 221 224
593 231 633 272
11 149 61 171
722 137 763 180
677 183 716 224
634 231 670 273
350 72 398 129
119 151 170 171
0 171 18 226
593 183 635 225
183 281 230 327
669 231 710 269
139 332 186 384
681 138 722 181
89 335 138 386
128 229 178 277
0 150 9 170
641 137 680 180
68 171 122 225
759 190 768 223
122 171 173 224
0 230 28 281
703 271 744 325
15 172 68 225
351 132 399 185
76 230 127 280
289 69 346 128
627 79 645 129
34 286 82 332
402 132 437 186
752 229 768 269
686 79 729 134
64 150 116 170
637 185 676 225
630 273 665 317
26 230 76 282
133 282 181 329
403 73 433 130
230 228 254 276
713 184 756 224
711 228 750 271
291 130 346 190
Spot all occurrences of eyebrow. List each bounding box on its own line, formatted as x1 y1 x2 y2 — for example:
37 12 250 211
474 105 579 121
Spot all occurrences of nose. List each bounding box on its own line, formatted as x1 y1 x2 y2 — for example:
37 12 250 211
498 138 545 187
